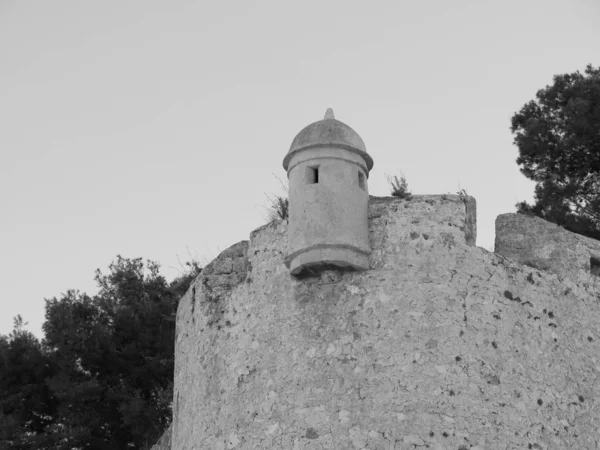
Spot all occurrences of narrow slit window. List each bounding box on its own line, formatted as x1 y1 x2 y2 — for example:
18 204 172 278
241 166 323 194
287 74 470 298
358 171 365 190
591 256 600 277
307 166 319 184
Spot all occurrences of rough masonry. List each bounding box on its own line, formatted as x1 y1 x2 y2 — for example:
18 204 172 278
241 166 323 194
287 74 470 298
164 195 600 449
495 212 600 282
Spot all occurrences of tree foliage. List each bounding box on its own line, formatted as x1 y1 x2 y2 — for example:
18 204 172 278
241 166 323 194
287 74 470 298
0 318 55 449
0 256 200 449
511 64 600 239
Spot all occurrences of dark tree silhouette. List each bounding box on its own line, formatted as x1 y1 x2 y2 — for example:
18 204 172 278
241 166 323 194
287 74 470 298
0 317 56 449
0 257 200 449
511 64 600 239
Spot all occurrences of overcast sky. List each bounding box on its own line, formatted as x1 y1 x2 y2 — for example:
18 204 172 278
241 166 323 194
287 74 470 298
1 0 598 337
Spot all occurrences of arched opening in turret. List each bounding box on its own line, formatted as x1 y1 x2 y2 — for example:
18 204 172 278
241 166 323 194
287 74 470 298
307 166 319 184
358 171 365 190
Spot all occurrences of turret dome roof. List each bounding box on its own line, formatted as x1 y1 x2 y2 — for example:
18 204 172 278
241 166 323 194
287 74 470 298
283 109 373 171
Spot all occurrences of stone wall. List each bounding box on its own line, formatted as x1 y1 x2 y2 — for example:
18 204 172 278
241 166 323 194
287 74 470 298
495 213 600 282
171 195 600 449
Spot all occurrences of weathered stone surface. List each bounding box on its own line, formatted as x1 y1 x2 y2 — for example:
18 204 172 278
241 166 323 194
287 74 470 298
495 213 600 282
150 423 172 450
171 196 600 449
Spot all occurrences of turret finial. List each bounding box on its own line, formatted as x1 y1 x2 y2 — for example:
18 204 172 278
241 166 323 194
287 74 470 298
324 108 335 120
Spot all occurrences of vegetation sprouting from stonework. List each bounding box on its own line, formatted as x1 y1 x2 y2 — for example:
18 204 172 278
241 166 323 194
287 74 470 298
387 173 412 199
267 195 289 222
266 174 289 222
511 64 600 240
0 256 201 450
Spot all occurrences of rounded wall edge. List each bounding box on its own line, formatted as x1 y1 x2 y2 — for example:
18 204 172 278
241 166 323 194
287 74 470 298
283 144 373 173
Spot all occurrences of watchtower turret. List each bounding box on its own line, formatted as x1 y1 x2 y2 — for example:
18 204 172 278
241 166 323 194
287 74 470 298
283 109 374 275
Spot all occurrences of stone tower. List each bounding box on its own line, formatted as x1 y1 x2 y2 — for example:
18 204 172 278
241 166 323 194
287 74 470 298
282 109 374 275
158 112 600 450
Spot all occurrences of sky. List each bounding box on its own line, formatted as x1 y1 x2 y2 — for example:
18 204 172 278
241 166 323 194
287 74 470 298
1 0 599 337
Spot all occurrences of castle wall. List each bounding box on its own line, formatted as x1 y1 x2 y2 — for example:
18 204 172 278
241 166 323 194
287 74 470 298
172 195 600 449
495 213 600 282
